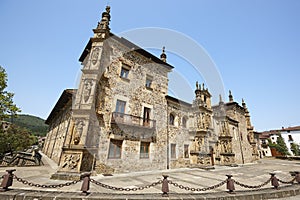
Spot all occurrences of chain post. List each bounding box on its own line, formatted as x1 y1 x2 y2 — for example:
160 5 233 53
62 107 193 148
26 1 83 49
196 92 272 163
295 171 300 184
162 175 169 197
226 174 235 194
0 169 16 192
270 173 279 189
80 172 91 195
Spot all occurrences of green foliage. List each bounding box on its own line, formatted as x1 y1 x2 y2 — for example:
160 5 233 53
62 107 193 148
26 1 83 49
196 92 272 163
0 66 21 120
10 114 48 136
0 124 37 157
291 143 300 156
268 134 290 156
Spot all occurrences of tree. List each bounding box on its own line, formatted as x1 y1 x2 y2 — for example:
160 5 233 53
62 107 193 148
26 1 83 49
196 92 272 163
276 134 290 156
0 124 38 158
268 134 290 156
0 66 21 121
291 143 300 156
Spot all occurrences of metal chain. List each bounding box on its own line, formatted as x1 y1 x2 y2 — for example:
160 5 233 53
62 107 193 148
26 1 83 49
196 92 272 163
278 177 296 184
234 178 271 189
90 178 162 191
167 179 227 192
14 175 81 188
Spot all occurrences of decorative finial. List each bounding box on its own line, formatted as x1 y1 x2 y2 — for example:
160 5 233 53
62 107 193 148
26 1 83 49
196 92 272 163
95 5 111 34
160 46 167 62
229 90 233 102
106 5 110 13
196 81 199 90
242 98 247 109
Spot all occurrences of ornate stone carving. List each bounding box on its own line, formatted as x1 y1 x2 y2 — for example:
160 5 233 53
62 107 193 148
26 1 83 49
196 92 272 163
123 51 149 65
91 47 101 65
61 154 80 170
74 120 85 145
82 79 94 103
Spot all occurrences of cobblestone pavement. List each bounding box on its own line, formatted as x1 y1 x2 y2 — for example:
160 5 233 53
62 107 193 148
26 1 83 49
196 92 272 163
0 155 300 199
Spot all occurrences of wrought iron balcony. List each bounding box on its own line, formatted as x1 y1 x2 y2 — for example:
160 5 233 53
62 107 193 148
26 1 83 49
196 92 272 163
111 112 156 129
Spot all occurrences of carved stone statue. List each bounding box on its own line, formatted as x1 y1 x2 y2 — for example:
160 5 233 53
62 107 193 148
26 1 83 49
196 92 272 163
83 80 93 103
91 47 100 65
74 120 85 145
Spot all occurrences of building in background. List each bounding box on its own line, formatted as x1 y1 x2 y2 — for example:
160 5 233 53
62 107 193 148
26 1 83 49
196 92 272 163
257 126 300 157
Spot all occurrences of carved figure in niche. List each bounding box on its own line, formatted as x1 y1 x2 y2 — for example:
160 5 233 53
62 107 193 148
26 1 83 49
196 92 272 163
221 140 228 153
201 113 205 128
74 120 85 145
91 47 100 65
205 114 211 129
221 121 228 135
196 114 202 129
83 80 93 103
62 154 80 170
193 137 201 151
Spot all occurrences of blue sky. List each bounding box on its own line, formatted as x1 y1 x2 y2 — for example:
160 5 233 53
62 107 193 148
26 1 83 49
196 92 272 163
1 0 299 131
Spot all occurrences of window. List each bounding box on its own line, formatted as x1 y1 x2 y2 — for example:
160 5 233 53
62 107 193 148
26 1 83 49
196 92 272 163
184 144 189 158
108 139 122 159
115 100 126 117
120 66 129 79
143 107 151 127
171 143 176 159
140 142 150 158
288 135 293 141
145 75 153 89
182 117 187 128
169 114 175 126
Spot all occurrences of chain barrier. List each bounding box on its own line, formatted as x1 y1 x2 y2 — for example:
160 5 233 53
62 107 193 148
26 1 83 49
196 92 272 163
234 178 271 189
278 177 296 184
90 178 162 191
0 171 297 193
13 175 81 189
167 179 227 192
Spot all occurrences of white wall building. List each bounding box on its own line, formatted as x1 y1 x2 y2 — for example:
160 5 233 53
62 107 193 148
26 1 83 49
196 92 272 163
280 126 300 156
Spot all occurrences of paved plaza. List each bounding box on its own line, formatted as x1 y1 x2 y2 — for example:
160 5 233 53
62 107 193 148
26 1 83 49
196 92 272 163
0 154 300 199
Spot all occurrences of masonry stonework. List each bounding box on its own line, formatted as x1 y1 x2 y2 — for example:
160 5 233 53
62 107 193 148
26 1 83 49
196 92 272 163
43 6 259 177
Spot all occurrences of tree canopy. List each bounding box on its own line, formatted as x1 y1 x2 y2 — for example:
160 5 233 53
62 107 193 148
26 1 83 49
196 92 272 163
268 134 290 156
0 124 38 157
0 66 21 120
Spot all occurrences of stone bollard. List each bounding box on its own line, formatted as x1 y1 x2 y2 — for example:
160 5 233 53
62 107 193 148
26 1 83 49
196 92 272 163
226 175 235 194
295 171 300 184
161 175 169 197
0 169 16 192
80 172 91 195
270 173 279 189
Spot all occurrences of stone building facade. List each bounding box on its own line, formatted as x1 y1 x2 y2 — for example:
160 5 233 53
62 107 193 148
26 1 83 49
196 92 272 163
43 6 259 176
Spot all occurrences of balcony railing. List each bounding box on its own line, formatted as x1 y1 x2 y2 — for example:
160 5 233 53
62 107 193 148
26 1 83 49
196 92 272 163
111 112 156 129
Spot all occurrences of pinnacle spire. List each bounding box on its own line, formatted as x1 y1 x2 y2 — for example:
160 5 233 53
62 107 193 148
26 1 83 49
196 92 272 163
229 90 233 102
219 94 223 103
242 98 246 109
160 46 167 62
94 6 111 39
